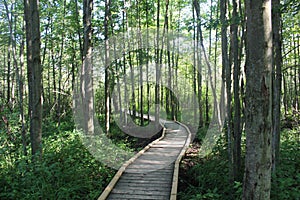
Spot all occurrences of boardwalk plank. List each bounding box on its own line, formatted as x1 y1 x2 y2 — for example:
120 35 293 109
100 121 191 200
107 194 168 200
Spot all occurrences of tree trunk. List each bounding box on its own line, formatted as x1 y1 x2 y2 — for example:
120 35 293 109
271 0 282 172
75 0 83 61
231 0 242 180
24 0 43 159
242 0 273 198
7 36 11 105
20 21 27 156
293 34 298 112
194 2 203 127
137 0 144 126
104 0 111 134
81 0 94 135
57 0 66 127
194 0 222 128
128 51 136 120
283 74 288 116
145 0 150 121
220 0 233 182
155 0 160 124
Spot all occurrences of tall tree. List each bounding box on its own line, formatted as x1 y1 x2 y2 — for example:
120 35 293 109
104 0 111 134
220 0 233 181
81 0 94 134
155 0 160 123
194 0 222 128
243 0 273 198
231 0 242 180
24 0 43 158
272 0 282 172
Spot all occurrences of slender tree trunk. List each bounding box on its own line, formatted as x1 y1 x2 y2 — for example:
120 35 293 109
220 0 233 181
2 48 7 99
283 74 288 116
3 0 12 133
145 0 150 121
24 0 43 159
51 49 56 111
71 40 77 92
40 15 49 108
193 2 203 127
155 0 160 123
205 80 209 125
293 34 298 111
20 21 27 156
272 0 282 172
75 0 83 61
128 51 136 119
122 0 128 124
194 0 222 128
7 36 11 105
231 0 242 180
165 0 172 121
104 0 111 134
137 0 144 126
242 0 273 198
81 0 94 134
239 0 246 137
57 0 66 127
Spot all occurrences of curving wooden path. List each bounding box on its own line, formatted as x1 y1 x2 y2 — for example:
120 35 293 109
98 121 191 200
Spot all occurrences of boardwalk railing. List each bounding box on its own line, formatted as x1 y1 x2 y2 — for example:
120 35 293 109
98 120 192 200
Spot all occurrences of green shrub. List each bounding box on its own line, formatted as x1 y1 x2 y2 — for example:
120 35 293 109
0 130 115 200
178 128 299 200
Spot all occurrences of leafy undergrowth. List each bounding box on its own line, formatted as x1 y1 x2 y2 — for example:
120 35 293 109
178 135 242 200
178 127 299 200
271 128 300 199
0 114 163 199
0 130 116 200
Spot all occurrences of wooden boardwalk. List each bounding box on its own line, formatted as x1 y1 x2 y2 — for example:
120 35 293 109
98 121 191 200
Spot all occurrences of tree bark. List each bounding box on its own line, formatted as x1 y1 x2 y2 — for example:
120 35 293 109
20 21 27 156
57 0 66 127
231 0 242 180
242 0 273 198
104 0 111 134
155 0 160 124
24 0 43 159
272 0 282 172
81 0 94 134
220 0 233 181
